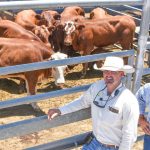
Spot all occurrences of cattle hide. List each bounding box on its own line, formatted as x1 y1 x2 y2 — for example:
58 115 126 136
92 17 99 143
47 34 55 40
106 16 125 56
63 15 136 76
0 38 67 110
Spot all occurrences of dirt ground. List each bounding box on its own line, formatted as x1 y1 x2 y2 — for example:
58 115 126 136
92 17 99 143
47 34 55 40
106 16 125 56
0 62 146 150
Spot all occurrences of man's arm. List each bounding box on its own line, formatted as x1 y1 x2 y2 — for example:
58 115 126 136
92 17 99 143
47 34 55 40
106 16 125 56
47 82 96 120
136 84 150 135
119 98 139 150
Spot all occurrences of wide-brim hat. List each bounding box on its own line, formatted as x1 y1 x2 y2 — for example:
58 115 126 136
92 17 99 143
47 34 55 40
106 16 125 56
94 56 135 74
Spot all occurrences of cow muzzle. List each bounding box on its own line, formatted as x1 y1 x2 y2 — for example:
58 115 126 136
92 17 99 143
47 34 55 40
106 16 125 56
64 35 72 46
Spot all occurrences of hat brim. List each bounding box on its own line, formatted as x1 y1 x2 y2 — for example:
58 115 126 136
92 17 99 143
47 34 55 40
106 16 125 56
93 64 135 74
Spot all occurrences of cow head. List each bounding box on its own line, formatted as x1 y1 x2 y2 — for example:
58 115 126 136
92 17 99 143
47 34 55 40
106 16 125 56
48 23 65 52
51 52 68 88
64 21 76 46
32 25 52 45
63 21 86 46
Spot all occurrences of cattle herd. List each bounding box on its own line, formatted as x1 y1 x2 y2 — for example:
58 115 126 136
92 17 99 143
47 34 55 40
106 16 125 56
0 6 136 110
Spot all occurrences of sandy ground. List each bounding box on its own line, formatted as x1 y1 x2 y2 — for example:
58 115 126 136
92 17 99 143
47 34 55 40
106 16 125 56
0 63 146 150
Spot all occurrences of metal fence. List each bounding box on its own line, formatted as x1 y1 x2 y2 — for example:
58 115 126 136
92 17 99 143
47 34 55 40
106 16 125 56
0 0 150 149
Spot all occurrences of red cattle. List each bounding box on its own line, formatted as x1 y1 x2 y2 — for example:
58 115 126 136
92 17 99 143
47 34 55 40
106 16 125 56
48 6 85 53
32 25 52 46
0 38 67 110
39 10 61 27
48 23 65 52
60 6 85 24
15 9 39 30
0 19 42 42
90 7 110 19
63 15 136 76
15 9 56 46
0 19 48 93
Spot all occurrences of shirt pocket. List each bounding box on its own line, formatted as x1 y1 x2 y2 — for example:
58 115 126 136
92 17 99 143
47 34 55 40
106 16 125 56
102 109 121 125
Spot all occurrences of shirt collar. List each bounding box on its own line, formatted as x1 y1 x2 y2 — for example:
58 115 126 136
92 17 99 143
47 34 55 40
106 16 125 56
109 82 124 97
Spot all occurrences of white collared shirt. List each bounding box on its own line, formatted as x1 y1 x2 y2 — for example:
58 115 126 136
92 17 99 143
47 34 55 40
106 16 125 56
59 80 139 150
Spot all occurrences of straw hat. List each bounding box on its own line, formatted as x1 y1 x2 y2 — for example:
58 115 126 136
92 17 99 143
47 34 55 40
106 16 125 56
94 56 135 74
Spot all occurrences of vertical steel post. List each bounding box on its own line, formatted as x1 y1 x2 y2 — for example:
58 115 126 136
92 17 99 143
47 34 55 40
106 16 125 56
132 0 150 93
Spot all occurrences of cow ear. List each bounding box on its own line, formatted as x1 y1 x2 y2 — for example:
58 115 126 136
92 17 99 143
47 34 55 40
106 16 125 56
35 14 41 20
90 12 94 19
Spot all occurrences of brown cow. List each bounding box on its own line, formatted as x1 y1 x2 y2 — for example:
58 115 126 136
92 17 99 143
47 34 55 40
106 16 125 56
0 19 46 92
32 25 52 46
90 7 111 19
48 6 85 53
60 6 85 24
63 15 136 76
15 9 40 30
15 10 60 46
0 38 67 110
15 9 56 46
0 19 42 42
39 10 61 27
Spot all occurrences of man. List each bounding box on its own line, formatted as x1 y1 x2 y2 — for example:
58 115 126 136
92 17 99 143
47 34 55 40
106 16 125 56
136 83 150 150
48 56 139 150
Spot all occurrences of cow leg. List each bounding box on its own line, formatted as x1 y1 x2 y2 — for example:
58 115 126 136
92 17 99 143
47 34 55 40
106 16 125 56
25 73 41 111
120 35 133 64
81 63 88 78
18 79 26 93
81 47 94 78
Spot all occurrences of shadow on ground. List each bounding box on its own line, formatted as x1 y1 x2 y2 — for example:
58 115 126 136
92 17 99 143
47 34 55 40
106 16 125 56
0 104 46 118
0 78 21 94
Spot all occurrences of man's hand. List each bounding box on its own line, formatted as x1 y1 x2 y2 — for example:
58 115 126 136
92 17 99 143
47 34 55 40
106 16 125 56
139 115 150 135
47 108 61 120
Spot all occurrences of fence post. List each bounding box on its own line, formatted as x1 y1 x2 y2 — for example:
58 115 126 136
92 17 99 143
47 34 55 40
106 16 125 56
132 0 150 93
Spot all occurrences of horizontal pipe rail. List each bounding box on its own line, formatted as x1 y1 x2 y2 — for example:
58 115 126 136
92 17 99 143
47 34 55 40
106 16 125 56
0 50 134 76
26 132 144 150
0 84 91 109
123 4 142 11
26 132 92 150
0 0 143 11
0 108 91 140
104 7 141 24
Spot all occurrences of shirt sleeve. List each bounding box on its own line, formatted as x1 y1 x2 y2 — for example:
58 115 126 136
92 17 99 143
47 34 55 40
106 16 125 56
119 96 139 150
59 83 95 115
136 85 147 115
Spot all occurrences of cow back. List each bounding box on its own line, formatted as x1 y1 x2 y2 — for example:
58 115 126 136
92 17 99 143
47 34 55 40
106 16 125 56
0 20 42 42
15 9 38 30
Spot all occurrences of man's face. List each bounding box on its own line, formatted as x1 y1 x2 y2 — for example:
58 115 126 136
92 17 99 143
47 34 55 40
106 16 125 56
103 70 124 86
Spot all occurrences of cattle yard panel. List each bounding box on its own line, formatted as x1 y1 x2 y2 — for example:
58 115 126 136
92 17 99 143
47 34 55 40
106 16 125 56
0 108 91 140
0 50 134 110
0 84 91 109
26 132 92 150
132 0 150 93
0 0 149 149
26 134 145 150
0 50 134 75
0 52 135 143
